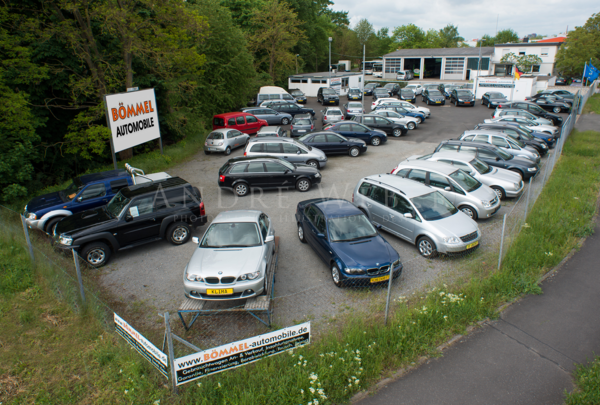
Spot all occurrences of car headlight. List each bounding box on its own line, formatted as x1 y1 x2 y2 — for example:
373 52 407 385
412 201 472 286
345 267 365 274
443 236 461 244
481 200 492 208
459 99 466 102
540 143 548 149
59 235 73 246
319 156 326 160
238 270 260 281
527 167 538 172
186 273 204 282
514 183 520 190
27 212 37 220
392 259 401 269
314 173 321 178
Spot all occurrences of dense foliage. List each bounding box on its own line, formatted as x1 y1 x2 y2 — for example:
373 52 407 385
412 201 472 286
555 12 600 77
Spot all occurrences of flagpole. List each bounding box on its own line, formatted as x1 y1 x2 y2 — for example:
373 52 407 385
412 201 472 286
581 62 587 87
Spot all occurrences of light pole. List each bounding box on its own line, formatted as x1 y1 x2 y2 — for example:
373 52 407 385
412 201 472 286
295 54 299 74
328 37 332 86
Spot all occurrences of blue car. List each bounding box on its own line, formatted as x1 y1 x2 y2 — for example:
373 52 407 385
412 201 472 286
23 169 133 235
295 198 402 287
324 122 388 147
373 105 426 123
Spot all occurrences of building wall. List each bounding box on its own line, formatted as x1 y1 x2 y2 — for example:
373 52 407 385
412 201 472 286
492 45 558 76
474 77 537 101
288 75 363 97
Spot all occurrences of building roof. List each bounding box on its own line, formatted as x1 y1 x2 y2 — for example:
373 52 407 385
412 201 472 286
495 42 562 47
534 36 566 43
384 47 494 58
289 71 363 79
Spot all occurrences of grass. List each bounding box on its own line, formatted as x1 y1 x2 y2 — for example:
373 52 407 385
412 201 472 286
1 128 599 404
582 93 600 115
565 356 600 405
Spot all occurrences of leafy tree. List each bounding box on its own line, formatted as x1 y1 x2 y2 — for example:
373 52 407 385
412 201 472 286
476 34 495 47
500 52 543 72
375 27 394 57
556 12 600 77
495 28 520 44
391 24 426 49
438 24 464 48
354 18 374 47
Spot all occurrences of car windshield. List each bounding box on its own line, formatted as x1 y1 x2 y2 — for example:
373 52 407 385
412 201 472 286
201 222 261 248
323 89 337 95
328 215 378 242
471 158 492 174
495 147 513 160
365 84 377 89
515 124 533 134
349 89 360 94
529 104 545 113
509 137 525 147
327 110 342 115
294 119 311 125
348 102 362 108
449 170 481 192
456 90 472 96
429 90 443 96
60 181 84 202
291 90 303 96
410 191 458 221
374 89 388 94
401 90 413 95
106 191 131 218
489 92 506 98
207 132 223 140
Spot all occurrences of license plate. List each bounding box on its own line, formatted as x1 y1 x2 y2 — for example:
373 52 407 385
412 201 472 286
435 101 441 104
370 275 390 283
206 289 233 295
208 147 215 151
330 100 335 103
466 241 479 250
353 97 358 99
298 130 306 132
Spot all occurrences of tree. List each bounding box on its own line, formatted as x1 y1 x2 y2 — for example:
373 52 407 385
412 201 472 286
495 29 520 44
500 52 543 72
375 27 394 56
556 12 600 77
391 24 426 49
476 34 495 47
354 18 374 47
438 24 464 48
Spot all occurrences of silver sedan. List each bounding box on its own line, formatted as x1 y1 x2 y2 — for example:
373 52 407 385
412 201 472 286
204 129 249 156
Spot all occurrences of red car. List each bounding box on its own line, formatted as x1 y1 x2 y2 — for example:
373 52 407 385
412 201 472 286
212 112 267 135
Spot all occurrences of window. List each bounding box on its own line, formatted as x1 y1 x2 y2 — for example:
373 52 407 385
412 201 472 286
389 194 413 215
313 134 327 142
213 117 225 126
305 206 317 223
518 49 526 56
450 160 472 172
229 164 247 174
541 48 549 56
439 144 459 152
246 115 257 123
265 162 285 172
247 163 265 173
326 134 343 142
282 143 300 154
407 169 427 184
445 58 465 75
375 117 390 125
259 214 269 239
283 94 294 100
269 94 280 100
492 137 509 148
474 134 489 143
290 78 301 83
395 168 410 178
227 118 235 126
257 95 268 102
110 179 129 193
236 116 245 125
265 143 282 153
463 135 475 141
370 185 388 205
429 173 451 189
338 124 352 131
467 58 490 70
531 65 540 73
79 184 106 201
477 149 497 159
351 124 368 133
460 146 478 153
341 78 349 88
129 196 154 216
358 182 372 196
385 58 402 74
363 116 375 125
312 78 326 84
250 144 263 153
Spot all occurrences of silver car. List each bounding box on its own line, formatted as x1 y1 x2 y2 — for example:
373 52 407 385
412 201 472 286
410 151 525 200
290 115 314 137
183 210 275 301
404 83 423 95
375 100 431 117
204 129 250 156
343 102 365 118
460 130 540 163
492 109 553 125
392 160 501 220
241 107 293 126
353 175 481 258
244 137 327 169
322 107 345 126
372 109 419 130
485 116 558 136
256 126 288 138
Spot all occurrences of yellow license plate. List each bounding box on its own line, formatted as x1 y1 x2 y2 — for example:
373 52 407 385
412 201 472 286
206 289 233 295
435 101 441 103
466 241 479 249
370 275 390 283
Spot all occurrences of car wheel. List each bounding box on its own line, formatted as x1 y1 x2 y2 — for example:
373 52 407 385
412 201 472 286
349 146 360 157
481 99 484 105
81 242 111 267
459 205 478 220
491 186 506 200
426 99 430 105
281 117 290 125
331 263 342 288
371 136 381 146
510 169 524 179
298 223 306 243
204 150 210 155
487 102 492 109
167 222 191 245
224 146 231 156
307 160 319 168
416 117 422 124
407 122 416 130
234 182 249 196
392 128 403 137
296 178 311 192
44 216 64 236
553 106 561 113
417 236 437 259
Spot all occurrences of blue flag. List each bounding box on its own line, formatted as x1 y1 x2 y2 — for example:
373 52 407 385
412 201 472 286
584 61 599 81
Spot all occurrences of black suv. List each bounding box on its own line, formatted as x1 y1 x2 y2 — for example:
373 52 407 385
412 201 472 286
495 101 563 126
54 178 207 266
352 114 407 137
434 140 539 180
269 102 315 117
317 87 340 105
383 83 400 96
450 89 475 107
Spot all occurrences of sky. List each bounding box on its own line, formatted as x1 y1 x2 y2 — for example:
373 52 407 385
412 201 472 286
330 0 598 41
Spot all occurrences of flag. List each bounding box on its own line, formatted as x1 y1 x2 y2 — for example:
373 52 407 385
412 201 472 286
514 66 523 80
585 60 599 81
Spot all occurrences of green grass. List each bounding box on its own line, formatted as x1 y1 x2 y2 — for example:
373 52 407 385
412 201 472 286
582 93 600 115
565 356 600 405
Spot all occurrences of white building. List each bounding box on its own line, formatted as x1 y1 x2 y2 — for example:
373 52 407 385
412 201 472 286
491 41 562 76
287 72 364 97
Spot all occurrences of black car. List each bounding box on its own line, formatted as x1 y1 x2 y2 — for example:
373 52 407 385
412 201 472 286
347 88 363 101
554 77 567 86
384 83 400 96
474 123 549 156
363 83 380 96
218 156 321 196
317 87 340 105
290 89 307 104
352 114 407 137
269 102 315 117
496 101 563 126
325 122 388 146
422 89 446 105
398 89 416 103
525 93 571 113
54 177 207 267
298 131 367 157
434 140 539 180
450 89 475 107
481 92 508 109
372 88 391 101
542 89 575 100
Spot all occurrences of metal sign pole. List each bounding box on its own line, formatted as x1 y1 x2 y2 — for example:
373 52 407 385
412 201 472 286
72 250 86 304
524 178 532 221
384 267 394 326
164 312 178 394
103 95 118 170
497 213 507 271
20 215 35 262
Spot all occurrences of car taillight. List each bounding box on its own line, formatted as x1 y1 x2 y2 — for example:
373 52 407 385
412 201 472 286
324 116 328 120
311 125 314 130
341 116 344 120
219 175 225 182
199 201 205 216
290 125 293 130
244 151 247 156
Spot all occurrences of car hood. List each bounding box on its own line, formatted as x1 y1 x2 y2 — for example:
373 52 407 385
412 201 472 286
333 236 396 268
55 206 115 235
532 124 557 133
294 164 320 174
347 137 366 145
27 191 65 213
429 212 478 238
485 167 522 183
488 98 507 103
187 246 263 278
470 184 498 202
456 95 474 100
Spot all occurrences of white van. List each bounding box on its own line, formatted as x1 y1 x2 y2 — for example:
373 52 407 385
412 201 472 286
396 70 414 80
254 86 295 106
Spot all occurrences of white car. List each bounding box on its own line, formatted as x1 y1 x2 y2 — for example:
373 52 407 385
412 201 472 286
405 84 423 95
373 71 383 78
484 117 558 136
491 109 554 126
372 110 419 130
375 99 431 118
260 99 303 108
371 97 399 109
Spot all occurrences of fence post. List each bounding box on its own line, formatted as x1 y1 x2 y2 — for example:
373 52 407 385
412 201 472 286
72 250 86 304
524 178 532 221
164 312 178 394
384 267 394 326
20 215 35 262
497 214 507 271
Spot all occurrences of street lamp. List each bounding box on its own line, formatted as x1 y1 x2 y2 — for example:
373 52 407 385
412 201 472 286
328 37 332 86
296 54 299 74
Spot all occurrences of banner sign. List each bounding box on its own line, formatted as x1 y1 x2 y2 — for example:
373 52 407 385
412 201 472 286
330 78 341 86
174 322 310 386
105 88 160 153
114 313 168 378
478 79 515 89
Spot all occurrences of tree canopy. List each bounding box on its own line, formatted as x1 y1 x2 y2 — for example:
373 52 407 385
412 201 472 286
555 12 600 77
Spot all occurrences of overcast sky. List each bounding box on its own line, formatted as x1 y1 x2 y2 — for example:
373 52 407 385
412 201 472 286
330 0 598 41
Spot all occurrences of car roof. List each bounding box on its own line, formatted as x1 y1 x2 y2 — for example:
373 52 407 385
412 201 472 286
463 129 508 136
228 155 283 164
212 210 262 223
361 174 434 199
294 113 312 119
122 177 189 197
249 136 295 143
430 151 477 161
396 160 458 176
210 128 232 134
312 198 362 219
442 139 498 150
79 169 128 185
324 107 343 111
257 126 282 132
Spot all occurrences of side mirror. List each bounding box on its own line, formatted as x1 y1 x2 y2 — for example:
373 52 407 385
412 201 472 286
317 233 325 239
444 186 452 191
296 150 301 155
496 157 501 161
125 214 133 222
265 235 275 243
284 169 291 174
403 213 413 219
77 196 83 202
192 237 200 244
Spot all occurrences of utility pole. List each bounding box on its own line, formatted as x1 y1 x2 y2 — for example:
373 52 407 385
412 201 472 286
296 54 299 74
362 44 366 111
328 37 332 86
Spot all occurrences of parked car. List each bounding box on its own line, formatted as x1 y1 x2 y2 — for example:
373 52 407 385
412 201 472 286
373 88 392 101
240 107 292 126
411 151 524 200
204 128 250 156
213 112 268 134
268 102 315 117
528 92 574 105
343 101 365 118
423 83 441 91
254 92 295 106
434 140 539 180
384 100 430 117
256 126 288 138
494 101 563 126
422 89 446 105
322 107 345 126
459 130 540 163
347 87 363 101
219 156 321 196
353 175 481 257
396 70 413 80
439 84 459 99
290 115 314 137
554 77 567 86
404 83 423 95
485 116 559 136
290 89 307 104
478 121 556 148
371 110 419 130
244 137 327 169
363 82 380 96
298 131 367 157
374 106 425 123
473 123 549 155
398 88 416 103
296 198 403 287
384 83 400 96
371 97 399 109
183 210 275 301
541 89 575 100
259 99 301 108
324 121 388 146
492 108 553 125
481 92 508 109
391 160 501 220
450 89 475 107
54 177 206 266
317 87 340 105
352 114 407 137
523 94 571 113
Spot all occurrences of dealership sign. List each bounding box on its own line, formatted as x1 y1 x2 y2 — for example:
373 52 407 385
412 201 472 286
174 322 310 386
104 88 161 153
478 78 515 89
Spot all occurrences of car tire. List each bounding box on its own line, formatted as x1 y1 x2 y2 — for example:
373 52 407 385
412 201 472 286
407 122 416 130
296 178 311 192
281 117 290 125
481 99 485 105
553 106 561 113
306 160 319 168
426 99 430 105
416 117 422 124
487 102 492 109
392 128 403 137
167 222 191 245
510 168 524 179
458 205 478 220
298 223 306 243
81 241 111 267
491 186 506 200
234 182 249 197
417 236 437 259
349 146 360 157
204 150 210 155
331 263 342 288
371 136 381 146
224 146 231 156
44 216 64 236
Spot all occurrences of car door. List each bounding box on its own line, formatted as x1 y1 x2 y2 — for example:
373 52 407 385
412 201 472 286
245 115 261 133
374 116 393 134
427 172 456 205
264 142 285 161
227 130 241 149
310 134 330 153
366 185 388 225
258 213 274 265
326 134 347 154
384 193 415 242
116 195 162 246
477 148 506 168
362 116 376 130
245 162 269 187
282 142 307 164
235 115 249 133
73 183 109 212
304 205 329 261
263 161 291 188
490 135 511 152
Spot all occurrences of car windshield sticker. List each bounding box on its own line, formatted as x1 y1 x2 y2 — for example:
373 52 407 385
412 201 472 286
129 206 139 217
